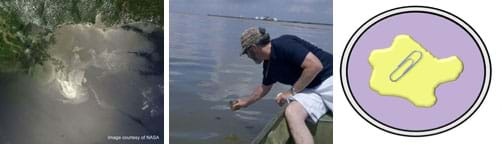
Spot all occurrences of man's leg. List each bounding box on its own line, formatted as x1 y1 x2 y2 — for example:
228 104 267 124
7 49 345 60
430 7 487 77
285 101 314 144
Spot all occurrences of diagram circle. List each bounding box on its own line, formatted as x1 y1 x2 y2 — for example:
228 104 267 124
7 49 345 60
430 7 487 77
340 6 491 137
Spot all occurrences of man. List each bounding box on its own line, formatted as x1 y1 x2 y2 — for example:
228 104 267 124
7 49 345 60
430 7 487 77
231 27 333 144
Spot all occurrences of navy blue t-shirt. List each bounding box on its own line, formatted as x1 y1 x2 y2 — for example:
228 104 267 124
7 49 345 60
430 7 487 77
262 35 332 88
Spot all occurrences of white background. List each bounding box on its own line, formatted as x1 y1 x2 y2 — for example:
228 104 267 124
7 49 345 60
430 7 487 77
333 0 501 143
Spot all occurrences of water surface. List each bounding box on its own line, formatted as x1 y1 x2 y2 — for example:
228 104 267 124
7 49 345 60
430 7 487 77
0 0 163 143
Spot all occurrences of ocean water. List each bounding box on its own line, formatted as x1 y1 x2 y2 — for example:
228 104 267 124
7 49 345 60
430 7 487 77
170 0 332 143
0 0 163 143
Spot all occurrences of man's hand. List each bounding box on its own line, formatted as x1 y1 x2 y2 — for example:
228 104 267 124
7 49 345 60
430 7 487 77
230 84 273 111
230 99 249 111
275 91 293 106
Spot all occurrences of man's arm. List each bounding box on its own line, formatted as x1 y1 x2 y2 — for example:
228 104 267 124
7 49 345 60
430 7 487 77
293 52 323 92
276 52 322 105
245 84 273 105
231 84 273 111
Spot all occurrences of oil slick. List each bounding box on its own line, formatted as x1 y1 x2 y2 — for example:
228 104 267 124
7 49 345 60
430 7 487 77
39 23 158 104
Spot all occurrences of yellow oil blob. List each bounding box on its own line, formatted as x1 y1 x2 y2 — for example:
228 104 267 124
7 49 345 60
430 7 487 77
368 35 463 107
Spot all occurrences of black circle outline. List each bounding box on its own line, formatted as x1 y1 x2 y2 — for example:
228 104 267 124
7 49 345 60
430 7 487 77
340 5 491 137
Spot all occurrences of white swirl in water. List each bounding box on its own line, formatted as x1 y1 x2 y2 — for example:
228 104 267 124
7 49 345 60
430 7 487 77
56 70 88 103
55 47 89 104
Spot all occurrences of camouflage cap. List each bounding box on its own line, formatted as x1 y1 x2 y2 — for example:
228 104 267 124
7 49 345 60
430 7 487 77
240 27 263 56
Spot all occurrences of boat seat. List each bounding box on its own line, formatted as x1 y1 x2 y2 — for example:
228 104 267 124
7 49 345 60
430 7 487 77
252 111 333 144
308 113 333 144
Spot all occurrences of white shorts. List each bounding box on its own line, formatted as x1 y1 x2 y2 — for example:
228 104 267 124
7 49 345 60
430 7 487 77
289 76 333 123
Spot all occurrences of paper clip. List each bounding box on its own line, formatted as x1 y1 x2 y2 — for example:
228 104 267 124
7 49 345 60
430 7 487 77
389 50 422 82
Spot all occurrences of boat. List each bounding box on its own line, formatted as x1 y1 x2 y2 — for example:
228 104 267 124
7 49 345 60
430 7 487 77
252 105 333 144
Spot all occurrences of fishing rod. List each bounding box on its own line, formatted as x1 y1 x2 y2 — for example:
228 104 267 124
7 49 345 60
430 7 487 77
207 14 332 26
